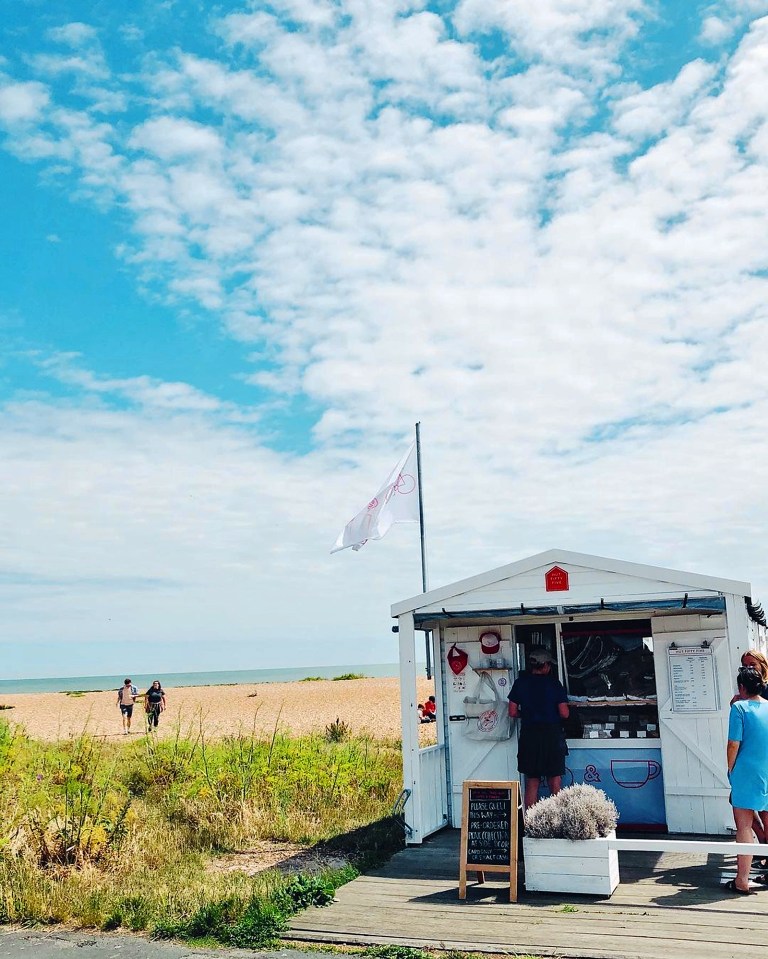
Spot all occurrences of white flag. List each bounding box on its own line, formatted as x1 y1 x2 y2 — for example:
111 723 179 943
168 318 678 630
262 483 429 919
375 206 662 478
331 441 420 553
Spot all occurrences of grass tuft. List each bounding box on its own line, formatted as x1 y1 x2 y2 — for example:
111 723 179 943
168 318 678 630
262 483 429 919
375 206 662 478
325 718 350 742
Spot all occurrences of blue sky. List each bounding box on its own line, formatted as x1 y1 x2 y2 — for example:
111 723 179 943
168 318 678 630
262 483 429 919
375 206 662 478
1 0 768 678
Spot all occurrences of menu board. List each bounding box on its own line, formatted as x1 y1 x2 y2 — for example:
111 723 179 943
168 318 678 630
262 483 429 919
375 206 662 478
668 645 719 713
466 786 513 864
459 780 519 902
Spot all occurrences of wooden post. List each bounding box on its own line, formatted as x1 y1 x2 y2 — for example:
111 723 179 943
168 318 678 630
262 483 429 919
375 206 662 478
398 612 421 843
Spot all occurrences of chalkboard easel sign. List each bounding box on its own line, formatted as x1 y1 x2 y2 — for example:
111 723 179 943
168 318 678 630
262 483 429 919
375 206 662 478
459 779 519 902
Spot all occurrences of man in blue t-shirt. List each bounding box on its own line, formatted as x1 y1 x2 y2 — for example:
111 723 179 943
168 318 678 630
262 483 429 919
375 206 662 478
508 646 570 809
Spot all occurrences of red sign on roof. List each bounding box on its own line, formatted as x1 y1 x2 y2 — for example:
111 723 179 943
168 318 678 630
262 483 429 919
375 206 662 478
545 566 569 592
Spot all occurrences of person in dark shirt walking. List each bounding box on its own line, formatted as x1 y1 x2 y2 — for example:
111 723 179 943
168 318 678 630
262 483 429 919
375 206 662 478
142 680 166 733
508 647 569 809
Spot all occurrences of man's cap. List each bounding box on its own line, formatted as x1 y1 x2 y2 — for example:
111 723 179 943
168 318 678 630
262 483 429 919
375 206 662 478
527 646 556 666
479 630 501 654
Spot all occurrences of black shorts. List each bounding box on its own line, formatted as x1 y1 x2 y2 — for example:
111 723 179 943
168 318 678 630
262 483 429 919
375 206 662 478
120 704 133 717
517 723 567 778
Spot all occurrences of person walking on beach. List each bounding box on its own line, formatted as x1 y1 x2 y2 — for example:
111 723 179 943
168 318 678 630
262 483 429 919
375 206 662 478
116 678 138 734
142 680 166 732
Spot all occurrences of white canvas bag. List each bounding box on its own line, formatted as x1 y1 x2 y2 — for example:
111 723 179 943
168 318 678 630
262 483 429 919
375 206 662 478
463 671 511 740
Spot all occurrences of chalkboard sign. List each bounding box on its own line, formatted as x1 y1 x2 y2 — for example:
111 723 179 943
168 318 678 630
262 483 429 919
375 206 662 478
466 786 512 865
459 780 519 902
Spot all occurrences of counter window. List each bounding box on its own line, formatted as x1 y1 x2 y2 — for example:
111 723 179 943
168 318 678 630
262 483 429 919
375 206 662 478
561 619 658 740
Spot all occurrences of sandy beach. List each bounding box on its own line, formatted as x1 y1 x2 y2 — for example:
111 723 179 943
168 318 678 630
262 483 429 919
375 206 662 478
0 676 438 743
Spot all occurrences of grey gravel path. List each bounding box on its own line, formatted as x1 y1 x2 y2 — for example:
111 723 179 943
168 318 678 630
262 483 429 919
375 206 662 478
0 930 335 959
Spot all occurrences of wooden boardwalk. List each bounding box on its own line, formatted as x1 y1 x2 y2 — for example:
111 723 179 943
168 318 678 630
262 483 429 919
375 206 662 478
288 829 768 959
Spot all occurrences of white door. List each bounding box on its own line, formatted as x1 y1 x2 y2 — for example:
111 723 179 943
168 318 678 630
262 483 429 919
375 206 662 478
651 616 732 834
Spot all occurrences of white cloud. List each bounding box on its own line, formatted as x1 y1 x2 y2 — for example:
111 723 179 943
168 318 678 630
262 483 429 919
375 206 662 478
29 53 106 79
0 79 50 124
454 0 647 72
129 117 224 160
47 23 99 47
612 59 718 139
36 355 231 413
700 15 737 44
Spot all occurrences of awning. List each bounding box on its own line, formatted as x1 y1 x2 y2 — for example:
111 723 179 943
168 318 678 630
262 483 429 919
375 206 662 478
411 595 726 627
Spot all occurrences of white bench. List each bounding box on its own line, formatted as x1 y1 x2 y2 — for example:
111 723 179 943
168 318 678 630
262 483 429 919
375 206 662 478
523 836 768 895
608 838 767 855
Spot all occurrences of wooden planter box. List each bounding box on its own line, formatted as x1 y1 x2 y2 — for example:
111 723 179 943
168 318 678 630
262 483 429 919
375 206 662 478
523 832 619 895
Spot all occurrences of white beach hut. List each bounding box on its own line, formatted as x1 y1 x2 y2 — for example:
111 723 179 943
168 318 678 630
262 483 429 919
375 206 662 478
392 549 766 844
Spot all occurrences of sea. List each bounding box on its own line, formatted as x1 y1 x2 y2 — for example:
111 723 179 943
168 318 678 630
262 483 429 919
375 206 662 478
0 663 402 695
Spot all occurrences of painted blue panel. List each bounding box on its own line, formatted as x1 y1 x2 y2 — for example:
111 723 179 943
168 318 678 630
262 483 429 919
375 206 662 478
564 747 666 827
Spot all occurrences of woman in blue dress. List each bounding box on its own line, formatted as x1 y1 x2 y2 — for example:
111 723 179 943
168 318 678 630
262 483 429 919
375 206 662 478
727 666 768 893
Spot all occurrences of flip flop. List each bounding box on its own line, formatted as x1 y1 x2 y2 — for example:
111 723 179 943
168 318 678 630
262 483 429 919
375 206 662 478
725 879 754 895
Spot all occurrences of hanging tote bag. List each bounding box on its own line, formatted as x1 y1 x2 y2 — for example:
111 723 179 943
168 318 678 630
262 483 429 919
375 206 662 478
463 670 496 717
463 671 511 741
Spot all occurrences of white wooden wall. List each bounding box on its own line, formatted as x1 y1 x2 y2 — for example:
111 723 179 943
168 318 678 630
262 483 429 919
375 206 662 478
417 563 717 614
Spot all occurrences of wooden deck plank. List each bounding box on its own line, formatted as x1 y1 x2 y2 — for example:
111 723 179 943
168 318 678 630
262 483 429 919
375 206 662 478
296 897 768 930
286 830 767 958
328 873 768 917
288 923 761 959
291 901 768 941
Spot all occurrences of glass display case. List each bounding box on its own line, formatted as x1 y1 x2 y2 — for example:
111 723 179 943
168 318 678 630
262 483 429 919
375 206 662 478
560 619 659 740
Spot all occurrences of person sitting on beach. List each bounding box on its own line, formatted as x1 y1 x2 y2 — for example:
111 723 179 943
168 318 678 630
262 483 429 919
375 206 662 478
417 703 430 724
142 680 166 732
116 678 138 735
423 696 437 722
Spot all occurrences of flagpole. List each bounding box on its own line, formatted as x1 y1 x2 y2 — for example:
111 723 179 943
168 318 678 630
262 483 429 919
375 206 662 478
415 422 428 593
415 422 432 679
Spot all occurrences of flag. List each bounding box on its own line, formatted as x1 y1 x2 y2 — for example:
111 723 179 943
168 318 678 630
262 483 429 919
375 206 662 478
331 441 419 553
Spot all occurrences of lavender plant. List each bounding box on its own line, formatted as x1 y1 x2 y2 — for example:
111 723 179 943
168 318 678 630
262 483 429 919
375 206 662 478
524 785 618 840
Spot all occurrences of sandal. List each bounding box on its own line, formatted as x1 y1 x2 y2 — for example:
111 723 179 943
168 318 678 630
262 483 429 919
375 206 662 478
725 879 754 895
752 873 768 887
